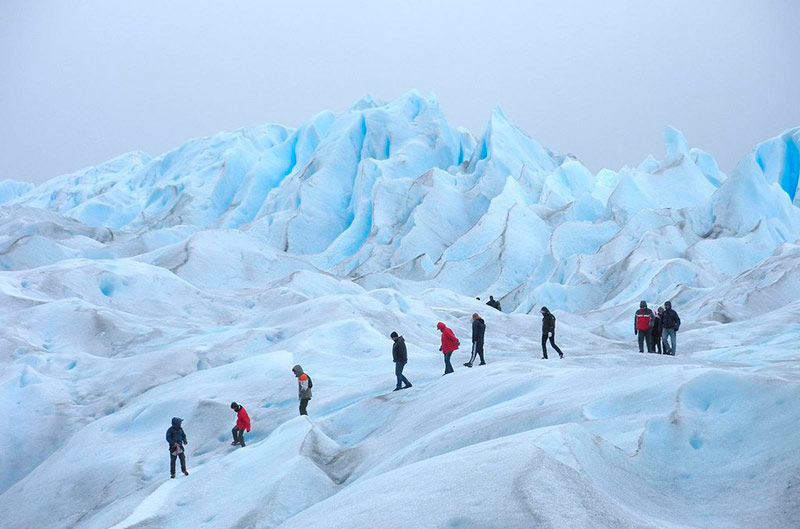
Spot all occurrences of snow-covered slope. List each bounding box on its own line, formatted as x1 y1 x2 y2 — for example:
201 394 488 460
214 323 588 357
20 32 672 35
1 93 799 529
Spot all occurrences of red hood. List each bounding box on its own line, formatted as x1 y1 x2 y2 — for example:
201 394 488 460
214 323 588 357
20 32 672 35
437 322 446 331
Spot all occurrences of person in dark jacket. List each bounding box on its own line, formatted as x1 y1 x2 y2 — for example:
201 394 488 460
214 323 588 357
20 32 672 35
230 402 250 447
634 301 655 353
661 300 681 355
165 417 188 478
486 296 502 312
464 313 486 367
292 365 312 415
437 322 459 375
391 332 412 391
652 307 664 354
540 307 564 359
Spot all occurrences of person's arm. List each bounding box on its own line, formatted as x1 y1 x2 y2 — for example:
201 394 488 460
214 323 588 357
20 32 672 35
649 311 654 330
675 311 681 331
634 312 637 334
182 430 187 445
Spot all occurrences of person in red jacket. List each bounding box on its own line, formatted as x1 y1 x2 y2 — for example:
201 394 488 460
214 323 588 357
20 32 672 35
437 322 459 375
230 401 250 447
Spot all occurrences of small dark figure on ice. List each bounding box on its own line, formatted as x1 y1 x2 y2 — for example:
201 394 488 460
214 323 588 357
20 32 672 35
166 417 188 478
292 364 313 415
486 296 502 311
464 313 486 367
391 332 413 391
230 402 250 447
634 301 655 353
437 322 459 375
540 307 564 359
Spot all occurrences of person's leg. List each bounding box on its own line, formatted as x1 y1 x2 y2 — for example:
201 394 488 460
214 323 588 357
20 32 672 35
541 335 549 359
395 362 404 389
477 341 485 364
465 343 476 367
645 330 653 353
444 353 453 373
300 398 309 416
179 452 187 474
550 336 564 358
398 362 411 387
238 428 246 447
170 454 177 477
232 427 239 445
653 333 661 354
637 331 645 353
667 329 676 355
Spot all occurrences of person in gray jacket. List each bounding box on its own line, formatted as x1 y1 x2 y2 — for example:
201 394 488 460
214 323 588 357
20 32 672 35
292 364 312 416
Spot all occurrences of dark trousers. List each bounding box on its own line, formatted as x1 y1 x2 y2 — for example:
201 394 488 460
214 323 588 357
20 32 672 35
637 329 653 353
443 352 454 374
652 332 662 354
170 452 186 476
395 362 411 388
299 398 310 416
232 426 246 446
468 341 485 365
541 334 563 358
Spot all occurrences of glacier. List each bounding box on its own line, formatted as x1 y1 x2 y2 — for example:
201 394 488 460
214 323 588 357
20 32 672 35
0 91 799 529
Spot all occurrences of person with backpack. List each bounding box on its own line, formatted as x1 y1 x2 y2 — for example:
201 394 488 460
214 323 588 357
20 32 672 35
292 365 312 415
391 331 412 391
540 307 564 359
230 402 250 447
634 301 655 353
165 417 188 478
652 307 664 354
464 313 486 367
661 300 681 355
436 322 459 375
486 296 502 312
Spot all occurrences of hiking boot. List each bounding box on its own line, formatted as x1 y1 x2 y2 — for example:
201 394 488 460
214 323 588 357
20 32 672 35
182 470 189 476
559 354 564 359
393 387 402 391
463 362 472 368
231 441 239 446
478 362 486 366
541 356 548 360
170 474 175 479
403 383 412 389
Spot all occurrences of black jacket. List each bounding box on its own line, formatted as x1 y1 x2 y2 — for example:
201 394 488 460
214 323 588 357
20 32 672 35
542 312 556 335
166 426 187 447
472 318 486 343
486 300 502 311
392 336 408 363
662 309 681 330
652 315 663 334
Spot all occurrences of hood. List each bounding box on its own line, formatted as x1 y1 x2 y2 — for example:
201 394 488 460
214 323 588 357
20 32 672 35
171 417 183 428
640 301 647 308
292 364 304 376
476 317 485 324
437 322 446 331
665 301 672 308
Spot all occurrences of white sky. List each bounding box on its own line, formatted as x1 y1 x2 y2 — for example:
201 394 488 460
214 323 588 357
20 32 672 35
1 0 799 184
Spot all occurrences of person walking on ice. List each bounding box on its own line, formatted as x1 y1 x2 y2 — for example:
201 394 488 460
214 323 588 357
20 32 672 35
634 301 655 353
391 332 412 391
464 313 486 367
165 417 188 478
437 322 459 375
661 300 681 355
292 365 312 416
540 307 564 359
230 402 250 447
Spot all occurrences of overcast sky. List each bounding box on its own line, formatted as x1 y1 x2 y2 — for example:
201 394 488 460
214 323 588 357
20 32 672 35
1 0 798 184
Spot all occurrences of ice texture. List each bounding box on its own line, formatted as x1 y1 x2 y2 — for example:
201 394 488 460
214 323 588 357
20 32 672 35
1 92 799 529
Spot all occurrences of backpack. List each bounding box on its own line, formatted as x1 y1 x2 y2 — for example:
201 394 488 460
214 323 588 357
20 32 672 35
636 311 651 331
307 375 313 389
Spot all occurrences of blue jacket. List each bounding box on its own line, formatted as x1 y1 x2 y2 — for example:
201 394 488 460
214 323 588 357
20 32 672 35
166 417 187 447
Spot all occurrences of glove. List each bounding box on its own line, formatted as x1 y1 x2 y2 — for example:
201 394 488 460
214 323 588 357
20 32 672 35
183 440 187 445
439 346 442 351
548 332 552 338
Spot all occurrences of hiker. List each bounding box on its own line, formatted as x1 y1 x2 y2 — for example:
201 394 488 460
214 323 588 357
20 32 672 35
661 301 681 355
634 301 655 353
437 322 459 375
540 306 564 359
165 417 188 478
391 331 412 391
292 365 312 415
464 313 486 367
652 307 664 354
486 296 502 312
230 402 250 447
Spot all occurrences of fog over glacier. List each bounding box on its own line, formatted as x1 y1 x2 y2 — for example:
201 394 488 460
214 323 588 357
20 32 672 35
1 93 799 529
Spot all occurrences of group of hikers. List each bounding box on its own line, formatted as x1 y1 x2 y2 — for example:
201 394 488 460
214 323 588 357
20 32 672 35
634 300 681 355
165 299 681 478
164 364 312 478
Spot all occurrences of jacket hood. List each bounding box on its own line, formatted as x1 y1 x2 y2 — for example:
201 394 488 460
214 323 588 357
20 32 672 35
292 364 304 376
640 301 647 308
171 417 183 428
437 322 446 330
665 301 672 308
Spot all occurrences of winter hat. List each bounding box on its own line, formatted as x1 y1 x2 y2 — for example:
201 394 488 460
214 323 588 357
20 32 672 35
230 402 239 410
390 331 399 338
665 300 672 308
640 301 647 308
171 417 183 427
